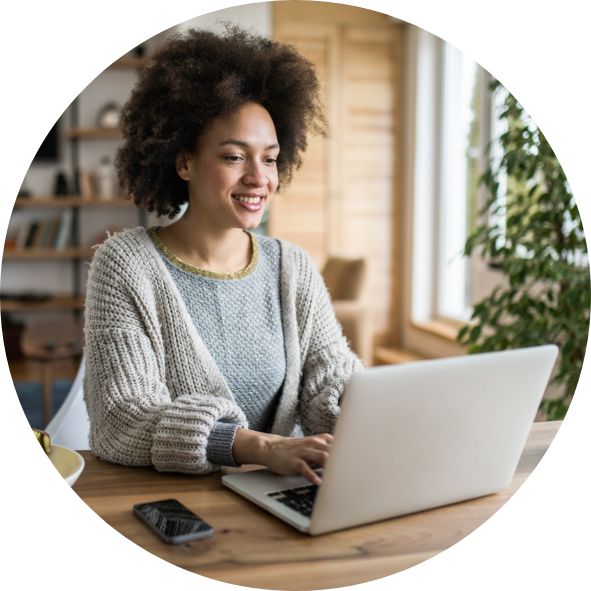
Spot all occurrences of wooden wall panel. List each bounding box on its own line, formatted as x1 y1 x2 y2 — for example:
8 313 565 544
275 1 397 24
271 1 402 344
341 24 399 340
269 24 334 264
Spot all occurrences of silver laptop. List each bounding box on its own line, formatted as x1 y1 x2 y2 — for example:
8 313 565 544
222 345 558 535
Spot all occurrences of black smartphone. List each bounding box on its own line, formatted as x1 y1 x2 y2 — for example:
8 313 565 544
133 499 214 544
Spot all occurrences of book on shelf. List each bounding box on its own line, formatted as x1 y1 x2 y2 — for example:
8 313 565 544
39 221 53 248
32 221 47 248
45 219 60 248
12 214 72 251
24 222 39 248
15 222 30 250
79 170 95 200
4 238 16 250
54 210 73 250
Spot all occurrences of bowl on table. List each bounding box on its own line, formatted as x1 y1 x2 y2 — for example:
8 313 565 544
48 445 85 486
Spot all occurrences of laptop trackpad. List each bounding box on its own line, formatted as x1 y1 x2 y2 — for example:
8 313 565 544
222 468 321 497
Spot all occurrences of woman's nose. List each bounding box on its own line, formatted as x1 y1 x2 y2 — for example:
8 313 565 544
243 161 268 187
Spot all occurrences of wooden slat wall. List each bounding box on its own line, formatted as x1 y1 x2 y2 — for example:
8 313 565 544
271 1 402 344
342 25 400 336
267 30 334 264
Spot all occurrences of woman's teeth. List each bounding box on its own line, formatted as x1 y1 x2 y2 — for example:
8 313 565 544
233 195 261 204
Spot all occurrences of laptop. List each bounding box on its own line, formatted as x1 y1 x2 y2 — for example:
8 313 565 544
222 345 558 535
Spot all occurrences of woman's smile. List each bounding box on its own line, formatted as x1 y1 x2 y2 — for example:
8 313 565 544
232 193 264 210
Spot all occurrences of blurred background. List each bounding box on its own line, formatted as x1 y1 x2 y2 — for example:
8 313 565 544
2 1 587 429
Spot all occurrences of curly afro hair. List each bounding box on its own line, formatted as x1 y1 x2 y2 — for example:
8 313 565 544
115 25 328 218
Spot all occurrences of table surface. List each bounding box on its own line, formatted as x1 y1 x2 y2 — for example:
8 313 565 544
73 421 560 590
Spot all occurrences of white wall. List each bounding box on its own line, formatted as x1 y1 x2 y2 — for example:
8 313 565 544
175 2 271 36
2 2 272 319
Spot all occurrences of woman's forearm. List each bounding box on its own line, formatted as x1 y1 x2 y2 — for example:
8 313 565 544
232 427 278 465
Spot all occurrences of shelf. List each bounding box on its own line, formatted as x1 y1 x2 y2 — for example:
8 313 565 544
110 57 145 69
3 248 95 260
1 296 85 312
67 127 123 139
3 51 144 318
374 347 425 366
14 196 134 208
411 320 463 342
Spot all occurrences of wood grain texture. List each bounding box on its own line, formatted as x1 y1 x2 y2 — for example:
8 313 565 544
3 247 94 259
110 57 144 69
14 197 134 208
3 247 95 259
73 421 560 590
270 2 403 346
67 127 123 139
374 346 425 365
274 1 397 25
0 296 86 312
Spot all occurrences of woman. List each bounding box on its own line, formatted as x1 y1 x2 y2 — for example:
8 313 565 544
84 26 363 486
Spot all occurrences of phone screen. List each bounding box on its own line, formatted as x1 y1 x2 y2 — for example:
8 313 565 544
134 499 214 543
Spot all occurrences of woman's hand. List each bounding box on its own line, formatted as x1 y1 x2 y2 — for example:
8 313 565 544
232 428 333 486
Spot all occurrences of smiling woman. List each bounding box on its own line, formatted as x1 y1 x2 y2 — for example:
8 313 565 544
158 103 280 273
83 26 364 485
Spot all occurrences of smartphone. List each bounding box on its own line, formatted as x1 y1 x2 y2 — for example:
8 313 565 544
133 499 214 544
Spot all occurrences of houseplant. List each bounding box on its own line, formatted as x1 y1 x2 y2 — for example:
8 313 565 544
457 81 589 420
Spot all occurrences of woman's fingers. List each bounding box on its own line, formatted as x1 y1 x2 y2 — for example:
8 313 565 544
307 434 333 446
305 436 332 453
293 444 330 485
295 459 322 486
259 432 335 484
301 448 329 467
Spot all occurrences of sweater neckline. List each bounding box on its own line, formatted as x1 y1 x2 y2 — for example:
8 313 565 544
148 227 259 280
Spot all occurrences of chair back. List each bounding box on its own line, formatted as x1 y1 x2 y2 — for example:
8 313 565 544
321 255 373 365
45 356 90 450
321 256 368 301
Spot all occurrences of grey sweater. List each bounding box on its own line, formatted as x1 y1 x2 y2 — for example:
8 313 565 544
149 228 286 466
83 227 363 474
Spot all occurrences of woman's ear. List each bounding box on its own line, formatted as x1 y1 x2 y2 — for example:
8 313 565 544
175 152 191 181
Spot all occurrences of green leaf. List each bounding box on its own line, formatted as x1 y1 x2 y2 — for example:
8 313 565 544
462 83 589 419
457 325 469 342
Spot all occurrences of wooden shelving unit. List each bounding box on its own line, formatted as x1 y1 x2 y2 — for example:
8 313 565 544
111 57 145 69
14 196 134 208
67 127 123 139
3 53 146 323
1 296 85 312
374 347 425 366
3 248 95 260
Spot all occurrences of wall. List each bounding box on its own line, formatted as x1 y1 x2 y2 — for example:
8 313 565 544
270 1 403 345
2 3 272 317
175 2 271 35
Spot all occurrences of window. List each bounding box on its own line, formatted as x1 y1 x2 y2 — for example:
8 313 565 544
438 44 480 321
402 26 506 356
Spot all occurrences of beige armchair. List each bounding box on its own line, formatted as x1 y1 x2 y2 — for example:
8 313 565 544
321 255 373 366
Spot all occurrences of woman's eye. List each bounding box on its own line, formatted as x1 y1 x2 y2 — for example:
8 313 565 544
224 156 243 162
265 158 277 165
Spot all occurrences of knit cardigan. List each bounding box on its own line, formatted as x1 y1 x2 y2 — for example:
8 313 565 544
83 227 364 474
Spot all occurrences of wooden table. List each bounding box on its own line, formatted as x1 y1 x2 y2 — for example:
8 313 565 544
73 421 560 590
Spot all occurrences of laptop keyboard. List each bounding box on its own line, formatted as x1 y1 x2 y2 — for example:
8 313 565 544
267 484 319 518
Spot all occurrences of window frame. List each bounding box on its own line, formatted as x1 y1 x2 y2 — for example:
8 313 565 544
400 25 504 359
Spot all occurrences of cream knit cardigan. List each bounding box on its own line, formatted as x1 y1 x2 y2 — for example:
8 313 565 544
83 227 363 474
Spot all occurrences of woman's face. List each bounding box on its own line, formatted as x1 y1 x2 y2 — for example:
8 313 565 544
176 102 280 231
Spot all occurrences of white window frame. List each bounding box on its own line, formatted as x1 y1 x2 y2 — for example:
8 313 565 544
400 25 505 359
